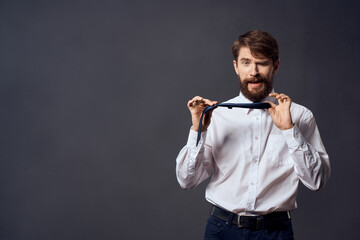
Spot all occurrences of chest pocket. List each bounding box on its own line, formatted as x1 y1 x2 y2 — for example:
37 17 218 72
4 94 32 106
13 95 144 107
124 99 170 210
265 135 292 166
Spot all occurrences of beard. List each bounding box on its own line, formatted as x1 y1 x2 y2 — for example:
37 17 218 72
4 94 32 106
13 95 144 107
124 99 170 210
239 74 273 102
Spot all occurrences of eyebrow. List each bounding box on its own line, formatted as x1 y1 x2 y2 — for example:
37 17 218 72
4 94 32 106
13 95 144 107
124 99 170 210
239 58 270 64
240 58 251 62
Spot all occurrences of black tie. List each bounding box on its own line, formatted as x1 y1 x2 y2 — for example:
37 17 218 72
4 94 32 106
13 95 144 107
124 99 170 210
196 102 271 146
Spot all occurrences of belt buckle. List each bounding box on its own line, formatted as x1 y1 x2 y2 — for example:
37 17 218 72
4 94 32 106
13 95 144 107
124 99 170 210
237 213 262 230
236 213 250 228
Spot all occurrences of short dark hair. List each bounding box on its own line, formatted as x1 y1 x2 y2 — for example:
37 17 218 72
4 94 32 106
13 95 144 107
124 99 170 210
232 30 279 64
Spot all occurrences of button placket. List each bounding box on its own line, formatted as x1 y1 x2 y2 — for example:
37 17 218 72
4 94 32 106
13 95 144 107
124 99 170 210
247 110 261 211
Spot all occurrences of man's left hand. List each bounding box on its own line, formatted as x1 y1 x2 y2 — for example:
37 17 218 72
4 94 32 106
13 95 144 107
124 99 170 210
266 92 294 131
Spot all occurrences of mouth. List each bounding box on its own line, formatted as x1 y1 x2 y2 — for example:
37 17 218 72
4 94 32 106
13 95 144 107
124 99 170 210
249 82 262 86
247 79 264 89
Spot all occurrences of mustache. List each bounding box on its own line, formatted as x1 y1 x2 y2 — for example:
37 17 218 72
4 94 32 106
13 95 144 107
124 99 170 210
243 76 267 84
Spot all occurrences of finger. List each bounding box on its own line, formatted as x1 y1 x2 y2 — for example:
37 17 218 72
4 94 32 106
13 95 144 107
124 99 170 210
264 101 277 115
188 99 198 108
188 96 218 108
192 96 203 101
192 96 204 104
278 93 288 98
280 97 290 104
193 98 217 108
274 93 286 100
191 100 205 108
264 101 277 109
188 96 204 108
270 92 288 102
202 98 217 106
269 92 279 98
281 95 291 102
277 94 291 104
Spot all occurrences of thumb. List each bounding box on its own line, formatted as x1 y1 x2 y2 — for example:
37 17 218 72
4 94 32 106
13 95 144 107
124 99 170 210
264 101 276 115
264 101 277 109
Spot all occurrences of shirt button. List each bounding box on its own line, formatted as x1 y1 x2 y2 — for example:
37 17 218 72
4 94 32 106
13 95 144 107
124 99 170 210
255 137 259 140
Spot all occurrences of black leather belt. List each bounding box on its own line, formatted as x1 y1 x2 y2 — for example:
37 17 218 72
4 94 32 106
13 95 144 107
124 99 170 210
210 205 291 231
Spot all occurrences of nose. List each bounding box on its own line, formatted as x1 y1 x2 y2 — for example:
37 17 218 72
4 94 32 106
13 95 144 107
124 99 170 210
249 63 259 77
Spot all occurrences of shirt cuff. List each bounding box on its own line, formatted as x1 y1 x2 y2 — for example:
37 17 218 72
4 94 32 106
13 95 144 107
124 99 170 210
187 128 208 147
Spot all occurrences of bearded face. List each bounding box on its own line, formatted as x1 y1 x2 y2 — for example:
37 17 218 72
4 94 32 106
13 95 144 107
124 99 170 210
233 47 279 102
239 74 273 102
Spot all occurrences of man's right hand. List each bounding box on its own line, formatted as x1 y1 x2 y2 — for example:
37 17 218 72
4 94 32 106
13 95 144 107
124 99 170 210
187 96 218 132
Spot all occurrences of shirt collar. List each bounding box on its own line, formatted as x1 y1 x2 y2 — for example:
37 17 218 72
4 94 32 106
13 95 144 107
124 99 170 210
234 89 277 114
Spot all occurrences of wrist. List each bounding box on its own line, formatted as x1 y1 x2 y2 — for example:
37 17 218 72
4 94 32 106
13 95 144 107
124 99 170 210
191 125 198 131
280 123 294 131
191 125 207 132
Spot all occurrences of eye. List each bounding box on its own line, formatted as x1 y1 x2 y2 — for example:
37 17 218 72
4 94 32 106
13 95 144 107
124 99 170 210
258 61 270 66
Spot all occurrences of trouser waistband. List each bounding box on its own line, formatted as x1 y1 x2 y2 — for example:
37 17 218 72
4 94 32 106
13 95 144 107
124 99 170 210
210 205 291 231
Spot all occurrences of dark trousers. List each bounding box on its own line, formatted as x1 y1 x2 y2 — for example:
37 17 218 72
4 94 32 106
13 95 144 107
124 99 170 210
203 214 294 240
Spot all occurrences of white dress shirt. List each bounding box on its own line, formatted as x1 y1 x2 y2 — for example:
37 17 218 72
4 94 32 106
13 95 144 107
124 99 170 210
176 92 331 215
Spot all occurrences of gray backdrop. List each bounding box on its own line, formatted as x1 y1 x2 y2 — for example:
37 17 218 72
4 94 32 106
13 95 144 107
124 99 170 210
1 0 359 239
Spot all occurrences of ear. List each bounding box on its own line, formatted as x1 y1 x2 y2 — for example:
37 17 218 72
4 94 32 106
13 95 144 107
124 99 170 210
273 60 280 74
233 60 239 75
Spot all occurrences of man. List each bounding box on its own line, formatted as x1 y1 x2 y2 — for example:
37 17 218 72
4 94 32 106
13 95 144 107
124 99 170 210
175 30 331 240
